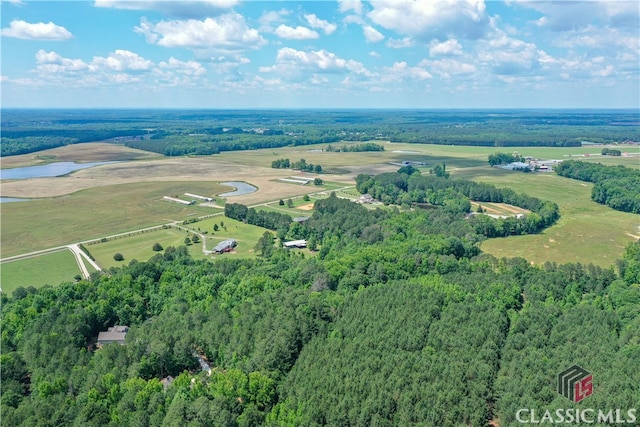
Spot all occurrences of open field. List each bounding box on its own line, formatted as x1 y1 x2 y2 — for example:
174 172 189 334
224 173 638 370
2 141 638 269
85 227 208 269
1 249 81 294
1 181 225 257
470 201 530 216
454 167 639 266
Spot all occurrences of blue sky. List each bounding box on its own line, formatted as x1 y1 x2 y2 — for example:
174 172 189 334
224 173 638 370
1 0 638 108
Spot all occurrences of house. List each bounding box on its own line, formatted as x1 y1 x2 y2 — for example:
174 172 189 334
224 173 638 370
357 194 374 204
293 216 311 224
97 325 128 347
284 239 307 248
213 239 237 253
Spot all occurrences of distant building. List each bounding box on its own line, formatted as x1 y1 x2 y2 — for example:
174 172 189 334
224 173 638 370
97 325 128 347
184 193 213 202
213 239 237 253
284 240 307 248
357 194 374 204
293 216 311 224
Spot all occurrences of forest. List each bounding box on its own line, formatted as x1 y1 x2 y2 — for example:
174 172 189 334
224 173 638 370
2 164 638 426
2 109 639 156
555 161 640 214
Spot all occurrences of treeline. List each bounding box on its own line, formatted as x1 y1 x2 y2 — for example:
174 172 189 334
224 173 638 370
325 142 385 152
271 158 322 173
488 152 524 166
555 160 640 213
224 203 292 231
356 166 559 237
601 147 622 156
1 203 638 426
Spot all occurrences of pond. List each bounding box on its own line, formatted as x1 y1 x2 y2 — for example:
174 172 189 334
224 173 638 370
219 181 257 197
0 161 118 180
0 197 31 203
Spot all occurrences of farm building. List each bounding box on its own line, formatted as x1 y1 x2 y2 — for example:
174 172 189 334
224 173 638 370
184 193 214 202
284 240 307 248
357 194 374 204
163 196 195 205
213 239 237 253
97 325 129 347
293 216 311 224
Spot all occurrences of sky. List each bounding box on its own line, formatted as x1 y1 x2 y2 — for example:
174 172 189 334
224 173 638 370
1 0 639 109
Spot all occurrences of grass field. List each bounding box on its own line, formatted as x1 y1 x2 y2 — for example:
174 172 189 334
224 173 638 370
1 249 81 294
85 227 209 269
1 181 226 257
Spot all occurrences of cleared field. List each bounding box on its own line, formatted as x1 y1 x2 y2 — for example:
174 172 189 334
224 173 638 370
86 227 208 269
190 217 272 259
1 181 225 257
455 167 639 266
1 249 80 295
470 201 529 216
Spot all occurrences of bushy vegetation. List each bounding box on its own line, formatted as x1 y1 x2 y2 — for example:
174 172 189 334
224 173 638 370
2 191 638 425
325 142 385 152
488 152 525 166
271 158 322 173
555 160 640 213
225 203 292 231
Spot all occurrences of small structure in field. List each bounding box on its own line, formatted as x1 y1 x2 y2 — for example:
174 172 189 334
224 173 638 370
284 239 307 248
293 216 311 224
164 196 195 205
184 193 214 202
213 239 237 254
357 194 374 204
97 325 129 347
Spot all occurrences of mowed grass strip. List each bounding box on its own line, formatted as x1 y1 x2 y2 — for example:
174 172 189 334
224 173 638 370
455 167 639 266
1 249 80 295
1 181 226 257
86 227 208 269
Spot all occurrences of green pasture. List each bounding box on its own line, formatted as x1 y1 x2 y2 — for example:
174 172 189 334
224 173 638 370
199 218 273 259
86 227 208 269
1 250 80 295
1 181 225 257
454 167 639 266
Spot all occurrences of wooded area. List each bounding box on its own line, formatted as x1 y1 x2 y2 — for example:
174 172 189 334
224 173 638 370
555 160 640 213
2 165 638 425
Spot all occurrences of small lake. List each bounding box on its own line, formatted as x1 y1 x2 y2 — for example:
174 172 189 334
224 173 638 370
0 161 117 180
0 197 31 203
219 181 257 197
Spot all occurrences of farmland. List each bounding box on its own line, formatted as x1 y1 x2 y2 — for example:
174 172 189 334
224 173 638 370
1 121 638 289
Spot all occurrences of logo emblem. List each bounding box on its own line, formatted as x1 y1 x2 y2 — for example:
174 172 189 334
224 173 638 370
558 365 593 403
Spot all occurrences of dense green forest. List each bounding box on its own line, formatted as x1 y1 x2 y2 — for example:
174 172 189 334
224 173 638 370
555 161 640 214
2 109 638 156
2 166 638 425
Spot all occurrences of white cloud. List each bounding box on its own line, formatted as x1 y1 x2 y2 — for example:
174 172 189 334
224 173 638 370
258 9 290 32
92 50 154 72
305 14 337 35
386 37 414 49
363 25 384 43
135 14 266 52
338 0 363 15
95 0 238 18
35 49 89 72
368 0 490 40
419 58 476 78
261 47 370 80
429 39 462 56
369 51 381 57
274 24 319 40
159 57 206 76
383 61 432 81
1 19 72 41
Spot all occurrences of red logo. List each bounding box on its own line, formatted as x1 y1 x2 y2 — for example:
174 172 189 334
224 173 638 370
558 365 593 403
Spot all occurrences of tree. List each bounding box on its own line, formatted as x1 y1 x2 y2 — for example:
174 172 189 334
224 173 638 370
476 204 484 213
286 199 294 208
113 253 124 261
192 235 200 244
279 199 285 206
314 178 324 186
255 231 274 258
152 243 163 252
214 224 219 232
314 165 322 174
303 194 310 202
184 237 191 246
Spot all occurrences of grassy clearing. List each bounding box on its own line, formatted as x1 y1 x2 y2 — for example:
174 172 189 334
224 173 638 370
1 250 80 295
1 181 226 257
454 167 639 266
86 227 208 269
470 201 529 216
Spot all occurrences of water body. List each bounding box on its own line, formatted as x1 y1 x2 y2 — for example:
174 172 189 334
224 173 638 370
219 181 257 197
0 197 31 203
0 161 117 180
